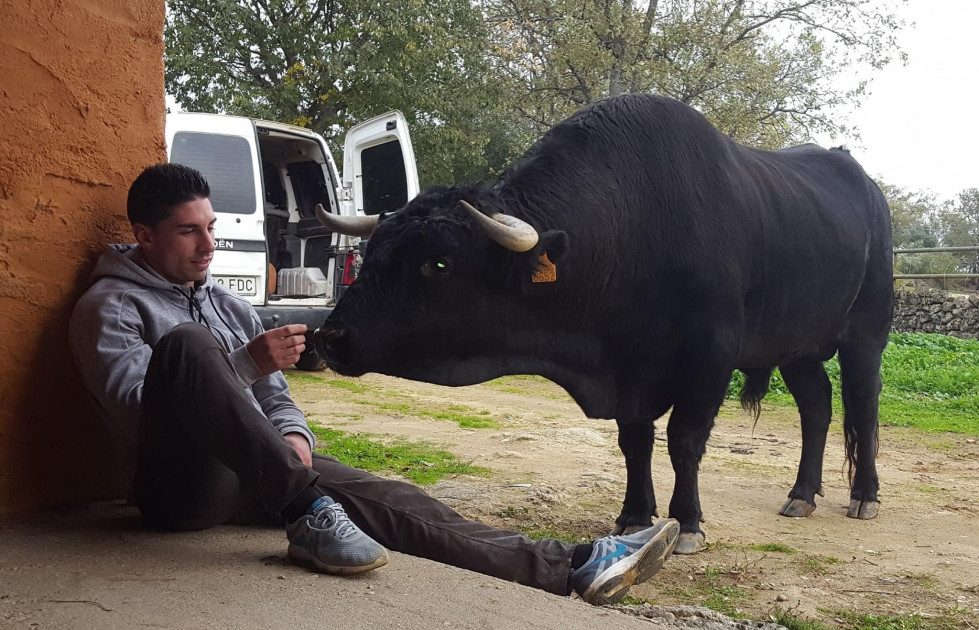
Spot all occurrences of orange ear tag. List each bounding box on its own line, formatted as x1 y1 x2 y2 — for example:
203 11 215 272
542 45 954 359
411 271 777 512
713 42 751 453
532 252 557 283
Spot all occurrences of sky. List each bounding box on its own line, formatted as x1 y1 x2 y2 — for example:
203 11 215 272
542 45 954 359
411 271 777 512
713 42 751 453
826 0 979 203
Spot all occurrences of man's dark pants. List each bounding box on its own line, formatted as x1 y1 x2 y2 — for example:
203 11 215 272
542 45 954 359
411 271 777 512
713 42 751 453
134 323 575 595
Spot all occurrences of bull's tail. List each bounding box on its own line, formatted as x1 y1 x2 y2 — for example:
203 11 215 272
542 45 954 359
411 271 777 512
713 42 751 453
739 368 773 430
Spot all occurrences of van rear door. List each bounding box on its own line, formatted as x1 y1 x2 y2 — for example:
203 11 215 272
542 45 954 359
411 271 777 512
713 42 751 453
165 114 267 306
341 111 419 219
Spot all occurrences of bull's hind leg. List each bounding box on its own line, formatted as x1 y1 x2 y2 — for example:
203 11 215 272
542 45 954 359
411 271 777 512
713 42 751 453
612 420 657 535
838 340 884 519
778 358 833 517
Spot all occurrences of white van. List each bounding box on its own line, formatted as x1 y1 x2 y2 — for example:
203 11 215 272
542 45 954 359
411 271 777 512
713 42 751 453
165 111 419 369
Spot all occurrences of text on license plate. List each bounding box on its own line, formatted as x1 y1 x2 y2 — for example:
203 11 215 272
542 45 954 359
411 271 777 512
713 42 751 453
215 276 257 296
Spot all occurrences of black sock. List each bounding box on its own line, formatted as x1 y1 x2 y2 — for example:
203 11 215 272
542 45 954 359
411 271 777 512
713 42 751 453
281 485 324 523
571 543 594 570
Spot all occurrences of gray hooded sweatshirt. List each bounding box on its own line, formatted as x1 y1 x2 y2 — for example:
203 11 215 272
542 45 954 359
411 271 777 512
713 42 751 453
69 244 315 485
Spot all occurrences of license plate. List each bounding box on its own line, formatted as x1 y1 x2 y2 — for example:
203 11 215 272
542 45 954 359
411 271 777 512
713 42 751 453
215 276 257 296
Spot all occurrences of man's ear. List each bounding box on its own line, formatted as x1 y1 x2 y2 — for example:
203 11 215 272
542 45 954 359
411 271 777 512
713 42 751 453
538 230 569 262
132 223 153 248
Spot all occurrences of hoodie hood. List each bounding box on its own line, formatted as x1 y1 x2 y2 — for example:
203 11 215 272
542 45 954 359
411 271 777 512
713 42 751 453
92 243 216 292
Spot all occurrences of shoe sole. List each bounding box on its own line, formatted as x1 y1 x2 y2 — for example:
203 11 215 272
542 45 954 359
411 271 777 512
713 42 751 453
287 544 389 576
579 519 680 606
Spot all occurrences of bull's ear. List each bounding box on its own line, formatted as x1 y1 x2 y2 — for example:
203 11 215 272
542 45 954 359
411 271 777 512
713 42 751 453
538 230 569 262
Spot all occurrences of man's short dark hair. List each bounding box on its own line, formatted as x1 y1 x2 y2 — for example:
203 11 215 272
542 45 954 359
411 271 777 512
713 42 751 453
127 163 211 227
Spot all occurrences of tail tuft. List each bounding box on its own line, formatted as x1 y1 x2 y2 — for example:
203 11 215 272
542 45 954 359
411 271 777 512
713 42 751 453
739 368 774 430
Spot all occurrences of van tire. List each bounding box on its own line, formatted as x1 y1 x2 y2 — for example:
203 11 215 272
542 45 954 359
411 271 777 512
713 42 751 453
295 334 328 372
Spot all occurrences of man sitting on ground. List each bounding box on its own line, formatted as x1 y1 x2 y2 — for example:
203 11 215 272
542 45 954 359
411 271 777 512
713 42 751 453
69 163 679 605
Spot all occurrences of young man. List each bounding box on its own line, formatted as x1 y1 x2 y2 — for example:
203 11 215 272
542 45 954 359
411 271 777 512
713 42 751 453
69 163 679 605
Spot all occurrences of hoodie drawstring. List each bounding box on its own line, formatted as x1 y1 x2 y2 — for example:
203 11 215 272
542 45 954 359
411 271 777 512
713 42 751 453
208 287 245 347
175 286 244 352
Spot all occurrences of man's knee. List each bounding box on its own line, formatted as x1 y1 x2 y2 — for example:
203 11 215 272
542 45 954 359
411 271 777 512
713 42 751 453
158 322 221 353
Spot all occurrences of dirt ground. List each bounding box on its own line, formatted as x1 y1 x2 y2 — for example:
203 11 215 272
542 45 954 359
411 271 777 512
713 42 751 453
288 370 979 628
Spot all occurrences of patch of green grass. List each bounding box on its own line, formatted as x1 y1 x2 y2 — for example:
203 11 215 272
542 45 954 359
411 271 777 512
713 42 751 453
284 371 327 386
355 399 499 429
747 542 797 554
368 401 413 414
699 584 750 617
900 571 937 589
727 333 979 435
826 610 934 630
512 525 581 544
801 554 841 575
489 375 551 385
321 378 373 394
617 596 646 606
427 409 498 429
703 566 726 579
308 424 489 485
775 607 970 630
769 608 834 630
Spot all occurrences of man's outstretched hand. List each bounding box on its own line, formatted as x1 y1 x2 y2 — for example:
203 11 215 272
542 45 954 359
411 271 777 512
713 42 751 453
247 323 308 376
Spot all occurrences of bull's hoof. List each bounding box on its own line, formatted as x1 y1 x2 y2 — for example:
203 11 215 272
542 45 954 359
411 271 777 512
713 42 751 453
779 498 816 518
846 499 880 519
673 531 706 555
610 523 654 536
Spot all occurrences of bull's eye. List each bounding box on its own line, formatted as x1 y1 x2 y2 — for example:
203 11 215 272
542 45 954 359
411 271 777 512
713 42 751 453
421 258 452 278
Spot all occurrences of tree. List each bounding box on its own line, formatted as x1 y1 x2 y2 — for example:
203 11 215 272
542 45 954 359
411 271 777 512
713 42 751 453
485 0 907 147
165 0 500 185
939 188 979 278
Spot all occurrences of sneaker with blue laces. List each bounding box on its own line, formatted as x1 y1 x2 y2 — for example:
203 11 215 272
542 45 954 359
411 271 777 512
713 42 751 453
570 519 680 605
286 496 389 575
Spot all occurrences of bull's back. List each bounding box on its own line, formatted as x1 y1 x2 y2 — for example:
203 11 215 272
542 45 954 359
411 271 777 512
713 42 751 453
732 145 891 364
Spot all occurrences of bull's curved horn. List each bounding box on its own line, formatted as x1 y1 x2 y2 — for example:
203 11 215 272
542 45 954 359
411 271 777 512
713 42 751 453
459 200 539 252
315 203 379 238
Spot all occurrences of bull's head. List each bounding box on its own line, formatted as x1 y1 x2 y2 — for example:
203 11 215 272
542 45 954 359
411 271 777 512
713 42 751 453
312 191 568 386
314 200 539 251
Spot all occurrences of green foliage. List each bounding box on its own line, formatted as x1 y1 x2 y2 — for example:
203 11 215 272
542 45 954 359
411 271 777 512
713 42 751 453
727 333 979 435
167 0 909 188
309 424 489 485
485 0 907 147
165 0 505 185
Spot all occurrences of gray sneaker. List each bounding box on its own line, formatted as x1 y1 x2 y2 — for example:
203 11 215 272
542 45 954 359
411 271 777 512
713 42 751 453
570 519 680 605
286 496 389 575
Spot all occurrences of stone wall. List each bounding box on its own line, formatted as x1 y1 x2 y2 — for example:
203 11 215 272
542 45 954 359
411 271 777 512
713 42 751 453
892 288 979 339
0 0 165 514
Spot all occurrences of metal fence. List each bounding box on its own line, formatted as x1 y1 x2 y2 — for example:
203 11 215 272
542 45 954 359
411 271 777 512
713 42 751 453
893 246 979 280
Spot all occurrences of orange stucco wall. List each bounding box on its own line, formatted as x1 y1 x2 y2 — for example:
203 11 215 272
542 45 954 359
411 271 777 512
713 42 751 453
0 0 166 513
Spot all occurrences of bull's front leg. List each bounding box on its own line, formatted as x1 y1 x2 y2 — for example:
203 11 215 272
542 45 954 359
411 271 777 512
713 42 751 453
612 419 656 534
666 366 731 554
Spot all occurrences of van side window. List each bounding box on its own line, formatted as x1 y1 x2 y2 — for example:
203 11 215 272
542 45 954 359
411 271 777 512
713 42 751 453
171 132 257 214
361 140 408 215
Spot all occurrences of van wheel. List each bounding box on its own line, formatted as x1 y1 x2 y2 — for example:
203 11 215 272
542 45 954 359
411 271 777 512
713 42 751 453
294 335 327 372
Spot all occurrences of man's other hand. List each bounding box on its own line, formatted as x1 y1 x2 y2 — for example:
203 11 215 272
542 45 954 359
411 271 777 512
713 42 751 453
284 432 313 467
247 324 307 376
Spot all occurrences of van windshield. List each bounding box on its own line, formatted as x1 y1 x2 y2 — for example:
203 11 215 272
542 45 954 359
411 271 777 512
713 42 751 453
170 131 256 214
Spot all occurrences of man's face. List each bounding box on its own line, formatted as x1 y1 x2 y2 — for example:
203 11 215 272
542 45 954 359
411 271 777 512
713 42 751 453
133 197 216 287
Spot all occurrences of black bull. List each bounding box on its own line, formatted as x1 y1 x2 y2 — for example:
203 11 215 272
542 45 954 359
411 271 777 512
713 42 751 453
314 94 892 554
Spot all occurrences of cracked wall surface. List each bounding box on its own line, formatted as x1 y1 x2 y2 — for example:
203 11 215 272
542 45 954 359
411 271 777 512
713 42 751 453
0 0 165 513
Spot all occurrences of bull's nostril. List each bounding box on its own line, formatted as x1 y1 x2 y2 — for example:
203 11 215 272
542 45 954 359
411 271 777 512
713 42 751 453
316 327 350 360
